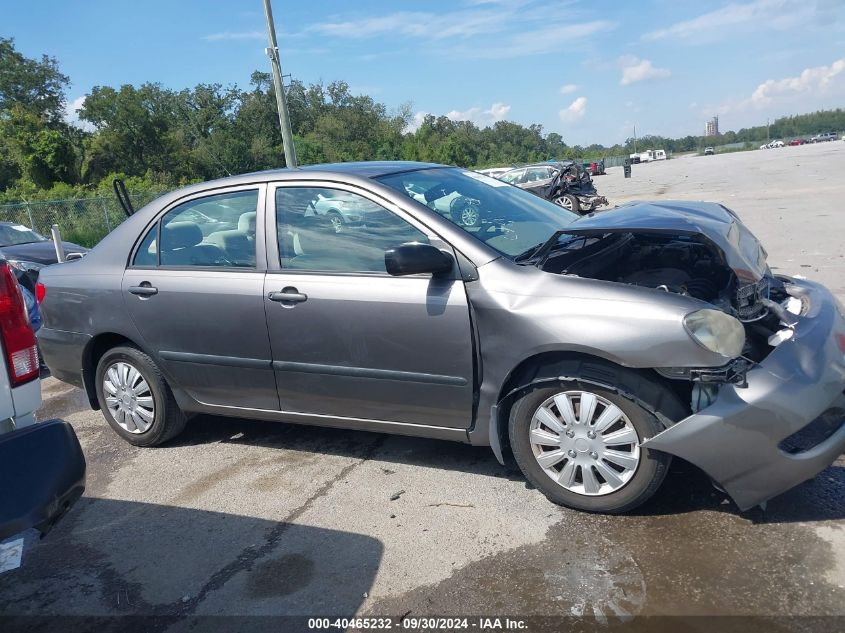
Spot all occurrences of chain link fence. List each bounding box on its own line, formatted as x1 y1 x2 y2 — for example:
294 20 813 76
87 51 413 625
0 192 164 248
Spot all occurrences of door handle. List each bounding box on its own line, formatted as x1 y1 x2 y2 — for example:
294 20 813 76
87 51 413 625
129 284 158 297
268 289 308 304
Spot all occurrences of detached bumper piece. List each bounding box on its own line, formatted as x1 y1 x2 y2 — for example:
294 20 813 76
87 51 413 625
580 195 609 211
644 278 845 511
0 419 86 540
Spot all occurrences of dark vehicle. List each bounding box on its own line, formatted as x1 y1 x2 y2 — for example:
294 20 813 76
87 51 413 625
38 162 845 514
788 138 806 146
0 255 85 554
499 162 608 214
0 222 88 280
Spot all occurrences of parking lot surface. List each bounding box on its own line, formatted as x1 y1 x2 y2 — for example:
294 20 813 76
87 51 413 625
1 142 844 629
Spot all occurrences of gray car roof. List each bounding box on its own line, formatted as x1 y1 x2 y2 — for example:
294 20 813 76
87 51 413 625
230 161 444 183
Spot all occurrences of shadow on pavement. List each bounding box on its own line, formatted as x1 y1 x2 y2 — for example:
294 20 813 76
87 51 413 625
630 458 845 524
0 498 383 628
173 415 844 522
171 414 525 481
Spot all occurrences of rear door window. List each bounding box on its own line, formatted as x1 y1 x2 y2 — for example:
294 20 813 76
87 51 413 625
131 190 259 268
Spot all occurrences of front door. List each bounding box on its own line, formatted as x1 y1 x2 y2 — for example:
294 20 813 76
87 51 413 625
263 183 475 429
122 185 279 410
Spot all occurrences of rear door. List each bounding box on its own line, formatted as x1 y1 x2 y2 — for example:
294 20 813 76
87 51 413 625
262 182 475 429
122 185 279 410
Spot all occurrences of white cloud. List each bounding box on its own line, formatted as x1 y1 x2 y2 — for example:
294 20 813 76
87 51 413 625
64 96 94 132
202 31 265 41
311 10 509 40
559 84 577 94
642 0 820 42
405 111 429 134
559 97 587 122
305 6 614 59
619 55 671 86
447 102 511 126
470 21 615 59
703 57 845 126
748 58 845 108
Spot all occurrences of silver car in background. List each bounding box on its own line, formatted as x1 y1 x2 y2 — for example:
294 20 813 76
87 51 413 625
37 162 845 513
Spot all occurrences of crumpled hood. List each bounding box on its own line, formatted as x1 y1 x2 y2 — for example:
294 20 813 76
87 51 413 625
565 200 769 282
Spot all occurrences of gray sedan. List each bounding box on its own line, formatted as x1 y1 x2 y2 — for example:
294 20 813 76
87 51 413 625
38 162 845 513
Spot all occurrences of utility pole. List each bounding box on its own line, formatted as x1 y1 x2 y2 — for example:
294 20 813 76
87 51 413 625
263 0 297 168
633 124 638 155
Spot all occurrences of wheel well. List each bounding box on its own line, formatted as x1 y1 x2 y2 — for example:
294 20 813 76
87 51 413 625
493 351 690 457
82 333 137 409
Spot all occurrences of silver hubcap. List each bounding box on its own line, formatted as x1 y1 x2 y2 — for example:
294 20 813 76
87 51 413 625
329 214 343 232
555 196 573 210
103 361 155 434
461 207 480 226
529 391 640 496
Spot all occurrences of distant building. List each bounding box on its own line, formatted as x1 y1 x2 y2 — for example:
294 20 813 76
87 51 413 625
705 116 719 137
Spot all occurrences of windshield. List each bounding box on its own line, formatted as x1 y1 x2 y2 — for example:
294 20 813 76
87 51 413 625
0 224 48 247
377 167 578 258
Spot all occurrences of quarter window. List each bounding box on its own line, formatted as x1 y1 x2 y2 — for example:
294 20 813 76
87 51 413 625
275 187 428 273
133 226 157 266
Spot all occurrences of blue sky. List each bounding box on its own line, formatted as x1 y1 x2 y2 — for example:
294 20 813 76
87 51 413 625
4 0 844 145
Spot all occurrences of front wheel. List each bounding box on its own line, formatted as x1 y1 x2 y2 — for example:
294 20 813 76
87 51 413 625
509 381 672 513
95 346 186 447
553 193 581 213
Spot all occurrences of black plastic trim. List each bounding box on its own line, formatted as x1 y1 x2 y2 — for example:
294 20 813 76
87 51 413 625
159 350 272 370
272 360 468 386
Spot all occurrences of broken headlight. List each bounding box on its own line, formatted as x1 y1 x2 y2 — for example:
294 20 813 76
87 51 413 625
683 309 745 358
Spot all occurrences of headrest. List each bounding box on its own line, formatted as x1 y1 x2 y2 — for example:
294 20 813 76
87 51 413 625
238 211 256 233
162 222 202 250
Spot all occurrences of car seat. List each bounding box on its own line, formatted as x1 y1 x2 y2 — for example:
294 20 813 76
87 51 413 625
205 230 254 267
161 221 229 266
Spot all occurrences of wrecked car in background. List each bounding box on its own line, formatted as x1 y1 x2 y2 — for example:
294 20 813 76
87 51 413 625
37 162 845 514
499 162 608 214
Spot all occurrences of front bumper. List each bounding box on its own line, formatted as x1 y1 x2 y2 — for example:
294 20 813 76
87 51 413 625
644 278 845 510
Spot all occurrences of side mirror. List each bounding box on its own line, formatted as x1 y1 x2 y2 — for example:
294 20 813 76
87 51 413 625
385 242 454 277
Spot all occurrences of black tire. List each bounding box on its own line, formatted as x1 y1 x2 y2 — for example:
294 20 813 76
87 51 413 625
554 193 581 213
509 378 673 513
95 345 186 447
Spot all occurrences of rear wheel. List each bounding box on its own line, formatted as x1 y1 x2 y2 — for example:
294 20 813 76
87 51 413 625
553 194 580 213
95 346 186 447
509 380 672 513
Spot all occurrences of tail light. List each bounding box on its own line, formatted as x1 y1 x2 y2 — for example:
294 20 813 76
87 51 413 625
0 262 39 386
35 281 46 304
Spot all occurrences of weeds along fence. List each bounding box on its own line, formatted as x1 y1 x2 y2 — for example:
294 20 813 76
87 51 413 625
0 192 163 248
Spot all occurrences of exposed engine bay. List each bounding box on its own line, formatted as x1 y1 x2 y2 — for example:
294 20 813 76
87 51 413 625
540 231 792 367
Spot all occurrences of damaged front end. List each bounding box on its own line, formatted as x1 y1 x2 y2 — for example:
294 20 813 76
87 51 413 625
534 201 845 509
646 278 845 510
